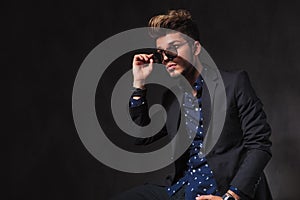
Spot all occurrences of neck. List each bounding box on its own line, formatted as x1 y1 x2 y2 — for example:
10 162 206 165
178 56 204 96
185 58 203 86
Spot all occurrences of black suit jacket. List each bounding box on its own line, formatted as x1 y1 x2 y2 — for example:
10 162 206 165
129 68 272 200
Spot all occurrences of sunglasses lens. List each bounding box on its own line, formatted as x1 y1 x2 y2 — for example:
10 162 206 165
164 50 177 60
153 51 163 63
153 49 178 64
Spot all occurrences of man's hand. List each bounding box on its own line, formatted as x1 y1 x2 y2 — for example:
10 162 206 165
132 54 154 88
195 194 222 200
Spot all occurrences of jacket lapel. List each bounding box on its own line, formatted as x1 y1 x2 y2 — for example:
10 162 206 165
199 47 227 157
201 66 218 137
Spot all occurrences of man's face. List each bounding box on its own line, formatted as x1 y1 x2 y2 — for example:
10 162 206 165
156 32 195 78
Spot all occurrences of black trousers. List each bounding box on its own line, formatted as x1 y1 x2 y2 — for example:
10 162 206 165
110 184 185 200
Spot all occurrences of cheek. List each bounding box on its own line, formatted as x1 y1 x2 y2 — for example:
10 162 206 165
174 60 189 72
175 53 194 68
179 50 193 63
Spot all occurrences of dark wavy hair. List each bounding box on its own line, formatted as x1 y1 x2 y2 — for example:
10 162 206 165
148 9 200 42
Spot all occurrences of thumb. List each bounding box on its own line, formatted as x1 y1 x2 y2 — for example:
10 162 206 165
148 58 154 69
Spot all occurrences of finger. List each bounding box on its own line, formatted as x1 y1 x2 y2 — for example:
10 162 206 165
146 53 154 59
133 55 148 66
139 54 150 62
134 54 145 62
196 195 210 200
134 54 153 61
146 58 154 70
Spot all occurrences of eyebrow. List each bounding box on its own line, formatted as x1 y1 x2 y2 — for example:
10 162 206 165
157 40 184 49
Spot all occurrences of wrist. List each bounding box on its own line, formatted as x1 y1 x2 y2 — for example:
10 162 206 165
133 80 145 89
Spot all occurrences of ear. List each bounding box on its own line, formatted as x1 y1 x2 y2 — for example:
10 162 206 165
193 41 201 56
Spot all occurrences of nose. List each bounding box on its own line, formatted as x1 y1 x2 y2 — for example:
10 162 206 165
162 52 170 64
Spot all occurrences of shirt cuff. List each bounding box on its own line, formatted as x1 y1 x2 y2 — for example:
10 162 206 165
229 185 248 200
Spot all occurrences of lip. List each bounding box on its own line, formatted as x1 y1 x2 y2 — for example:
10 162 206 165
166 63 177 70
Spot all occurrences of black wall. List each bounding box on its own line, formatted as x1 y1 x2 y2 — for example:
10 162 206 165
8 0 300 199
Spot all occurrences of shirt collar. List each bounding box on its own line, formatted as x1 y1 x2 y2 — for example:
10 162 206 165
193 75 204 91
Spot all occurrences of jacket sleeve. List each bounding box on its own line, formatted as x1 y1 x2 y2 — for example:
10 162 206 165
129 99 168 145
230 71 272 198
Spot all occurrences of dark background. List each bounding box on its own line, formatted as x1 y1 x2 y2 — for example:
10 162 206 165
7 0 300 200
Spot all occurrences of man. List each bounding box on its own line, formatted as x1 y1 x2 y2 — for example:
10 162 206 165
112 9 272 200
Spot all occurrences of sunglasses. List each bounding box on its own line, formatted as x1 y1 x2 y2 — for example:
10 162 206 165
152 41 189 64
152 49 177 64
